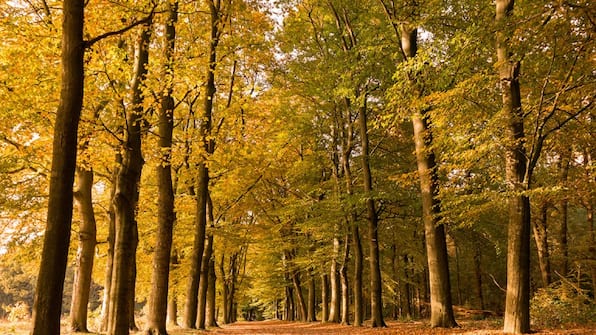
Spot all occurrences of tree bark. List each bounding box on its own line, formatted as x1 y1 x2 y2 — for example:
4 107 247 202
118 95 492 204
145 4 177 335
206 258 218 327
108 20 152 335
340 234 350 325
321 274 329 322
400 23 457 328
197 234 214 329
101 157 120 332
532 202 551 287
70 167 97 332
357 103 386 327
328 238 341 322
352 224 363 326
31 0 84 333
496 1 531 333
307 270 316 322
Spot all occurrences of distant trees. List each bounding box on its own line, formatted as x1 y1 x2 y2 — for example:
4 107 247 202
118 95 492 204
0 0 592 334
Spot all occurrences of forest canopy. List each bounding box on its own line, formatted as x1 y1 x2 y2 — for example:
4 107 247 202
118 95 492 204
0 0 594 334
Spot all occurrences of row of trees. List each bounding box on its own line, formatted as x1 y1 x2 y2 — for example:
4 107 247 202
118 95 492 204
0 0 593 334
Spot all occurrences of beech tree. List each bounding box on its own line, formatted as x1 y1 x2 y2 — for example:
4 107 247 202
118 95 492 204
30 0 84 334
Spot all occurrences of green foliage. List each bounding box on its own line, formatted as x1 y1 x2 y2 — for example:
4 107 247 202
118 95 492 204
530 279 596 328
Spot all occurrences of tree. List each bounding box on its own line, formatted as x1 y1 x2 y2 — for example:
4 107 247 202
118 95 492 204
108 19 152 335
30 0 84 333
69 166 98 332
145 2 177 334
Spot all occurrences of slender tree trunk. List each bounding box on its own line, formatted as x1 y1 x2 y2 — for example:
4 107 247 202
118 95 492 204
70 168 97 332
532 202 551 287
183 165 207 328
559 153 570 276
401 254 412 319
357 104 386 327
321 274 329 322
307 270 316 322
473 243 485 310
496 1 531 333
328 238 341 322
167 295 178 327
340 233 350 325
206 258 218 327
197 234 213 329
108 21 152 335
353 224 363 326
400 23 457 328
145 4 177 335
101 158 120 332
30 0 84 333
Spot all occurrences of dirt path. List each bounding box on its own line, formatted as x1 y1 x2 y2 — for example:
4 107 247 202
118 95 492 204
167 320 596 335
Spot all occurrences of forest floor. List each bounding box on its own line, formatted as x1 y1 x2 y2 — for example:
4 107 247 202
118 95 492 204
1 318 595 335
168 319 595 335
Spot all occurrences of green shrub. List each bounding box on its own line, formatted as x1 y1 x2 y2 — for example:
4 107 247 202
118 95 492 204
530 279 596 328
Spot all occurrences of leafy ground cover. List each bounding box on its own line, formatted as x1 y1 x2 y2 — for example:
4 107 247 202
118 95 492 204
3 318 594 335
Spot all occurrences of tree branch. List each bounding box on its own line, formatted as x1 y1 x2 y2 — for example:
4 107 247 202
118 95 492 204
85 10 155 49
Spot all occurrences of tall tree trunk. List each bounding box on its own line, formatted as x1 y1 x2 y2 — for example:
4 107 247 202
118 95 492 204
145 4 177 335
401 254 412 319
70 168 97 332
183 165 208 328
358 103 386 327
340 233 350 325
101 158 120 332
206 258 218 327
352 224 363 326
473 243 485 310
108 21 152 335
307 270 316 322
496 1 531 333
30 0 84 333
185 0 220 327
328 238 341 322
284 285 295 321
321 274 329 322
532 202 551 287
197 234 214 329
401 24 457 328
559 153 570 276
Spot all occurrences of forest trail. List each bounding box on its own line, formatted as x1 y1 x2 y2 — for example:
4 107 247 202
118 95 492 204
167 320 596 335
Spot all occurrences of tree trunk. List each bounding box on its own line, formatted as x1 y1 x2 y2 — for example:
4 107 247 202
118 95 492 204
532 202 551 287
30 0 84 334
401 254 412 319
473 243 485 310
167 295 178 327
307 270 316 322
185 0 219 327
401 23 457 328
353 224 363 326
357 104 386 327
101 158 119 332
328 238 341 322
496 1 531 333
183 164 207 328
108 21 152 335
559 153 570 276
321 274 329 322
145 4 177 335
70 168 97 332
284 285 295 321
197 234 214 329
340 233 350 325
206 258 218 327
